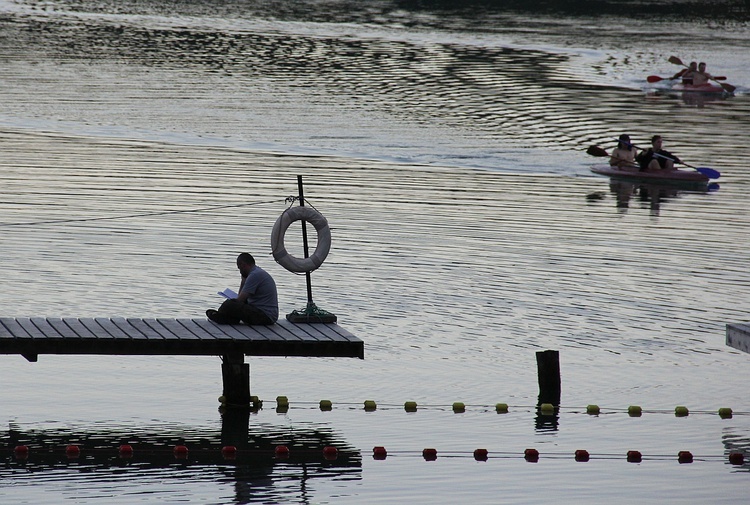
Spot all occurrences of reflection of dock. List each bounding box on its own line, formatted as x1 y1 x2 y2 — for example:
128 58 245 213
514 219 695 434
2 412 362 503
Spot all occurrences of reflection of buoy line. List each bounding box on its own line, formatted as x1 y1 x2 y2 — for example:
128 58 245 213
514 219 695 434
271 206 331 273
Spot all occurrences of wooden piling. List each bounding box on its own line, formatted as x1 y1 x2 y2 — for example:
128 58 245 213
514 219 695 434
536 349 561 406
221 352 251 406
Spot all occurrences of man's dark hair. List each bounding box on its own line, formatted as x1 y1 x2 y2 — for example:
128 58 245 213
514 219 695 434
651 135 662 144
237 252 255 265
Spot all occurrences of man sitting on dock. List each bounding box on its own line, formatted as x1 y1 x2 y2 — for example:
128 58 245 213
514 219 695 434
207 253 279 325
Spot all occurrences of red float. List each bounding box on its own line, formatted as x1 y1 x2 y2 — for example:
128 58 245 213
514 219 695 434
119 444 134 459
173 445 188 459
323 446 338 460
677 451 693 463
524 448 539 462
728 452 744 465
275 445 290 458
626 450 642 463
473 448 488 461
422 448 437 461
222 446 237 459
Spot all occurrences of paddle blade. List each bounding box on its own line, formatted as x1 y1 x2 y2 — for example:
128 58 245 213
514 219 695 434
647 75 664 83
586 146 609 157
668 55 684 66
695 167 721 179
719 81 736 93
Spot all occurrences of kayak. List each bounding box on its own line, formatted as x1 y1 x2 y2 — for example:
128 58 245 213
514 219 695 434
671 82 728 94
590 164 709 183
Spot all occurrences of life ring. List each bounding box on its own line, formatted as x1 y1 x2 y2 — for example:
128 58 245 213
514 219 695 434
271 206 331 273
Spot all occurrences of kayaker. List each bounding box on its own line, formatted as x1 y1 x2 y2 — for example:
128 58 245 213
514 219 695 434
609 134 638 169
671 61 697 85
692 62 713 85
636 135 682 172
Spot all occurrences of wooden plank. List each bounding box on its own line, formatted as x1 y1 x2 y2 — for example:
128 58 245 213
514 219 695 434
108 317 148 339
196 319 258 341
16 318 49 339
175 319 219 340
229 324 270 342
192 318 236 339
304 323 353 342
156 319 201 340
61 318 99 338
285 321 330 341
326 324 360 342
726 323 750 354
264 321 304 341
80 318 122 339
122 318 165 339
45 318 81 338
0 317 16 339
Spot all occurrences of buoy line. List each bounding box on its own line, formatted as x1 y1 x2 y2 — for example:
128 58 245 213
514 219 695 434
245 398 745 417
7 444 745 465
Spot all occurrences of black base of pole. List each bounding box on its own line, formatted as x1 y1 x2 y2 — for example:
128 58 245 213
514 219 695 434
286 312 337 323
286 302 337 323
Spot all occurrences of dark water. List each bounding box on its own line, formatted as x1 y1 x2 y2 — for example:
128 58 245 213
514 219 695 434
1 0 750 503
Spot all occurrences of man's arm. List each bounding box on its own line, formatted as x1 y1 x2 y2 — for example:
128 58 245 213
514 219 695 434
237 276 249 303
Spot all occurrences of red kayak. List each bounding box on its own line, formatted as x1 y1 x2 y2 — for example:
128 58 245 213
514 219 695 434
590 164 709 183
671 82 728 94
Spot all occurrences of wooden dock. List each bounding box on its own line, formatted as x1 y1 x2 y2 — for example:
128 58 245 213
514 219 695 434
0 317 364 405
726 322 750 354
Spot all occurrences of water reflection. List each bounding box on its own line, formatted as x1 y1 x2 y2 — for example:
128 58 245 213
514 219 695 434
647 89 733 109
2 412 361 504
534 405 559 432
587 179 716 215
722 429 750 472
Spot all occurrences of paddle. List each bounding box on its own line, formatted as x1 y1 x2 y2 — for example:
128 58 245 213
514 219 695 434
647 75 726 83
586 146 640 168
668 56 736 93
611 137 721 179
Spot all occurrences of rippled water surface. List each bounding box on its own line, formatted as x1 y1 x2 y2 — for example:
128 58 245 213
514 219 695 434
1 0 750 503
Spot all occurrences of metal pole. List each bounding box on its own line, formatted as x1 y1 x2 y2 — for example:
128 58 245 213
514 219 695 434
297 175 314 307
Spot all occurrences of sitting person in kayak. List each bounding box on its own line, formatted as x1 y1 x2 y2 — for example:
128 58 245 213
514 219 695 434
636 135 682 172
692 62 712 85
609 134 638 170
672 61 697 85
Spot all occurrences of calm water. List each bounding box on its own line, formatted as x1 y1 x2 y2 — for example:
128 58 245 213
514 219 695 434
2 0 750 503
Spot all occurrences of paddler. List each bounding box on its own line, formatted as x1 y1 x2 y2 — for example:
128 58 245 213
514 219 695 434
636 135 683 172
671 61 697 85
692 62 713 86
609 134 638 170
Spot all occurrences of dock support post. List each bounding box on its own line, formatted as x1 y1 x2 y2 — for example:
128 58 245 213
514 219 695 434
536 349 561 406
221 352 251 406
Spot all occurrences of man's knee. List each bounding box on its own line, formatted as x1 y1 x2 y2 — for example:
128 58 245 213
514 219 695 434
218 299 244 321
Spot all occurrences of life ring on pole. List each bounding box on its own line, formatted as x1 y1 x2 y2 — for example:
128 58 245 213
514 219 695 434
271 206 331 273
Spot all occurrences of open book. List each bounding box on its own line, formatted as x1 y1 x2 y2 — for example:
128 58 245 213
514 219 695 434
217 288 237 299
